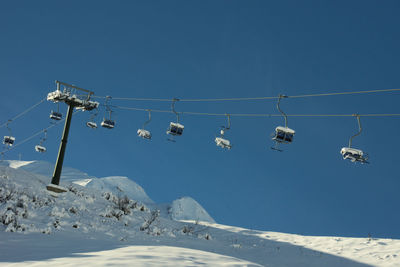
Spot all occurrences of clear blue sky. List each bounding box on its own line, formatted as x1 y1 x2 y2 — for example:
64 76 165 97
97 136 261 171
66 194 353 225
1 0 400 238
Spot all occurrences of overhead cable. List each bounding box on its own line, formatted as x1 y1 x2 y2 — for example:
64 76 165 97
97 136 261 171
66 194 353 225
0 110 79 155
112 105 400 118
92 87 400 102
0 98 46 129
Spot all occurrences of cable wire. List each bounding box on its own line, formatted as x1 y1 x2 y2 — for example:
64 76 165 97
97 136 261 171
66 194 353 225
0 98 46 129
112 105 400 118
1 110 80 155
92 87 400 102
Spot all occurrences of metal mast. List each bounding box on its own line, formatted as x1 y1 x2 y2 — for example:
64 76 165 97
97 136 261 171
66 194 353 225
46 80 99 193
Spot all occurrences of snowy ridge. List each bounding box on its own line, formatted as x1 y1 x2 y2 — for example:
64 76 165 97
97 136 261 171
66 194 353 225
78 176 154 204
1 162 400 266
170 197 215 223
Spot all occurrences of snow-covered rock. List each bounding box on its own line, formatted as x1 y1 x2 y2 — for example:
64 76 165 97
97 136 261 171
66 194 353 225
78 176 154 204
170 197 215 223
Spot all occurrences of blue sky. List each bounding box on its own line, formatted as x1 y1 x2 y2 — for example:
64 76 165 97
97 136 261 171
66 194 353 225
1 0 400 238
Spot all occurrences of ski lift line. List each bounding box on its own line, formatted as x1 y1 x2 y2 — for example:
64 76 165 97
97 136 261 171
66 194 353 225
92 87 400 102
111 106 400 118
0 110 80 155
0 98 46 129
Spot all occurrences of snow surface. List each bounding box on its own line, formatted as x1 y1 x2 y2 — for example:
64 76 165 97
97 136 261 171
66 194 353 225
170 196 215 223
1 161 400 266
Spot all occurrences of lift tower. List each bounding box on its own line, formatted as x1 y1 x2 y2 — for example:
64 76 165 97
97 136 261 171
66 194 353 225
46 81 99 193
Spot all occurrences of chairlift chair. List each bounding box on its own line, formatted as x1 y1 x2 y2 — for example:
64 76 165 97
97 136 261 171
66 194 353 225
215 137 231 149
137 129 152 139
86 121 98 129
137 109 152 139
273 126 295 143
3 136 15 146
271 95 295 151
101 119 115 129
35 145 46 153
340 147 368 163
50 111 62 120
340 114 368 163
215 114 232 149
166 99 184 138
167 122 184 136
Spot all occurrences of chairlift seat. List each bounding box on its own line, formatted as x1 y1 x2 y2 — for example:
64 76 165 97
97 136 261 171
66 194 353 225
86 121 98 129
340 147 368 163
167 122 184 136
3 136 15 146
215 137 231 149
273 126 295 143
101 120 115 129
137 129 152 139
35 145 46 153
50 111 62 120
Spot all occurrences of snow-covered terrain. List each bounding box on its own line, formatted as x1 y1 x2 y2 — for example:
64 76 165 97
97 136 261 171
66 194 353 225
0 160 399 266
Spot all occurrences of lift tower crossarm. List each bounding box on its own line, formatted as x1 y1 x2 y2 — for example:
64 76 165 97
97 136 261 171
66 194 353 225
46 81 99 194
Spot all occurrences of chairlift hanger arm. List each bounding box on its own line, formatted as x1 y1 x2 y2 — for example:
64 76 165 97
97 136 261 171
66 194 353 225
277 95 288 128
349 114 362 148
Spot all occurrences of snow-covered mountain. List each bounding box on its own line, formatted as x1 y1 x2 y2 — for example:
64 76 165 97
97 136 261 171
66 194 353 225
0 160 211 221
1 161 400 266
170 197 215 223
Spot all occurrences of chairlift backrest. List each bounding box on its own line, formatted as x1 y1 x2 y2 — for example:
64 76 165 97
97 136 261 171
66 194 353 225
3 136 15 146
137 129 152 139
273 126 295 143
101 119 115 129
50 111 62 120
168 122 184 136
35 145 46 153
215 137 231 149
86 121 98 129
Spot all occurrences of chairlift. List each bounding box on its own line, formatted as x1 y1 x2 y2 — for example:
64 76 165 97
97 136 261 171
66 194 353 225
137 110 152 139
101 119 115 129
3 120 15 147
271 95 295 151
50 103 62 120
86 108 98 129
167 122 184 136
273 126 295 143
215 136 231 149
340 114 369 163
340 147 368 163
3 136 15 146
167 98 184 138
137 129 152 139
86 121 98 129
34 130 47 153
35 145 46 153
50 111 62 120
215 114 232 149
101 96 115 129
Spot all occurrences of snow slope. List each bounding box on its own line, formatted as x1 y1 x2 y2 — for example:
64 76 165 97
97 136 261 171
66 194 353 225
170 196 215 223
1 162 400 266
77 176 154 204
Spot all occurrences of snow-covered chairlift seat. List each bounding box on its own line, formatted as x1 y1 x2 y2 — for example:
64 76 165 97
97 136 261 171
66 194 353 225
101 119 115 129
167 122 184 136
273 126 295 143
86 121 98 129
35 145 46 153
215 137 231 149
137 129 151 139
50 111 62 120
3 136 15 146
340 147 368 163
